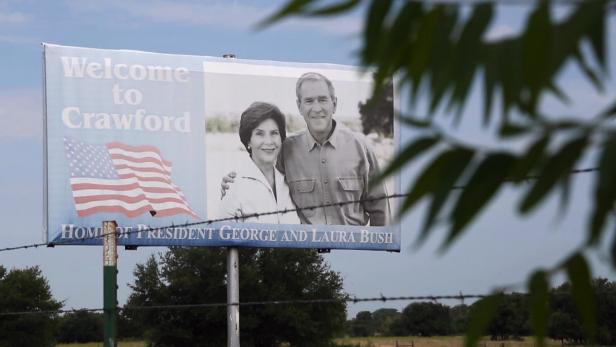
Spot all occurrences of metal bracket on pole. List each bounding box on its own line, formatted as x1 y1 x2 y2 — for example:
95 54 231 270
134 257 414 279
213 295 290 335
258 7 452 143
103 220 118 347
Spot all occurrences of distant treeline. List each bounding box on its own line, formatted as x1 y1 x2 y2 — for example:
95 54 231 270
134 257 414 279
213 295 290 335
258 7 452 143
206 113 308 134
206 114 363 135
345 278 616 345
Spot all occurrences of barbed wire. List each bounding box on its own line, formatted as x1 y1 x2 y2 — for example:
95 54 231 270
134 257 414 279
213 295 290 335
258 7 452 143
0 307 104 317
0 293 489 317
0 167 600 253
4 289 616 317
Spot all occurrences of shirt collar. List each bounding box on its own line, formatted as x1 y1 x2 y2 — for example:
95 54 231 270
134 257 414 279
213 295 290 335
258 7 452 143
304 120 339 151
238 154 281 193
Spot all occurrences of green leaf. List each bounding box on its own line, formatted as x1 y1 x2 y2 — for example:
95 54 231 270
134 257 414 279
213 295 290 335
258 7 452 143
522 0 551 98
420 147 475 240
529 270 549 347
446 3 493 118
564 253 597 342
548 119 583 130
397 116 432 128
573 47 603 92
583 0 606 70
497 39 524 117
598 98 616 120
256 0 312 28
546 83 570 104
464 294 502 347
306 0 360 16
399 147 474 244
520 135 588 213
362 0 393 64
408 5 442 87
588 132 616 245
427 7 458 114
499 123 532 138
446 153 514 249
611 232 616 268
557 172 572 214
377 1 422 97
378 136 439 182
482 45 498 125
510 135 549 182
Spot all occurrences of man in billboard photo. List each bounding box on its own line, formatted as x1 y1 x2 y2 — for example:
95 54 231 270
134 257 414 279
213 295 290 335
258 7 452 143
223 72 391 226
218 102 300 224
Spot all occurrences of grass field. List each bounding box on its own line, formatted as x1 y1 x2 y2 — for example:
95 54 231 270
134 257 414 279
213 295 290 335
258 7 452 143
56 341 145 347
57 336 570 347
333 336 568 347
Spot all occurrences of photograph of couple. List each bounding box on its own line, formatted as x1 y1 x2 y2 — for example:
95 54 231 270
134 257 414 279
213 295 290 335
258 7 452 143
204 68 395 227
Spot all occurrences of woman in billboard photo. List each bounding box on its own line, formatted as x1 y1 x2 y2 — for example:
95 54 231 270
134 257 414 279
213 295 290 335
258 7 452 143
218 102 300 224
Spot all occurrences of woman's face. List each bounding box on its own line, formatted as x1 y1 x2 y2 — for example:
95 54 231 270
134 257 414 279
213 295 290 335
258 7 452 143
249 118 282 168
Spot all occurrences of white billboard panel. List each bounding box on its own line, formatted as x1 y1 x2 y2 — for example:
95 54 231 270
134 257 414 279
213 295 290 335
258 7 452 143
44 44 400 250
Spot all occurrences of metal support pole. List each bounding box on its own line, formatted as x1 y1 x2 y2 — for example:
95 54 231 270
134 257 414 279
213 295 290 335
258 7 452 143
222 52 240 347
103 220 118 347
227 247 240 347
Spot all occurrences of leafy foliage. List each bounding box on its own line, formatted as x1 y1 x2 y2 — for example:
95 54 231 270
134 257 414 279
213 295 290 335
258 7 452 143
126 248 346 347
0 265 62 347
549 278 616 345
344 278 616 344
263 0 614 344
348 311 376 337
372 308 402 336
358 78 394 137
400 302 452 336
56 310 103 343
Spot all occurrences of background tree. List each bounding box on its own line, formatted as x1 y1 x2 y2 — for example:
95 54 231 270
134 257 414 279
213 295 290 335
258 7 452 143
262 1 614 346
372 308 401 336
126 247 346 347
348 311 375 337
594 278 616 344
450 304 470 335
55 310 103 343
0 265 62 347
483 294 529 340
548 311 583 345
388 312 410 337
400 302 451 336
548 278 616 345
358 78 394 137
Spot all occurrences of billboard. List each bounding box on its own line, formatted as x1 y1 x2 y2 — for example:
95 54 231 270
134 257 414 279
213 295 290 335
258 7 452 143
44 44 400 251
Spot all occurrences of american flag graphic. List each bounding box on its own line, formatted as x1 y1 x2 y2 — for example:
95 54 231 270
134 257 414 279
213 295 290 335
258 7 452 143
63 137 199 219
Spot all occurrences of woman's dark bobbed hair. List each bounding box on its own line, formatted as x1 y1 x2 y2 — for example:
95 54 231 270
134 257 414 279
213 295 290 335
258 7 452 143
239 102 287 155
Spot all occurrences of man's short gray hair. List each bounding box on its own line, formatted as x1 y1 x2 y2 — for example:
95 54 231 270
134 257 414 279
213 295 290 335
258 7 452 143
296 72 336 100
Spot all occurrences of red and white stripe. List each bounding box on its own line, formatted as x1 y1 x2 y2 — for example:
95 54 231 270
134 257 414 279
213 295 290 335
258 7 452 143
70 142 198 218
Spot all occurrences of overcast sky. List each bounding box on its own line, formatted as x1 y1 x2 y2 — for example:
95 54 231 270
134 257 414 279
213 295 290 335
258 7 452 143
0 0 615 320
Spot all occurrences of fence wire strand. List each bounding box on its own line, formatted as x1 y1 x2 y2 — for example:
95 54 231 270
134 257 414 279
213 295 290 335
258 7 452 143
0 167 600 253
0 294 488 317
3 289 616 317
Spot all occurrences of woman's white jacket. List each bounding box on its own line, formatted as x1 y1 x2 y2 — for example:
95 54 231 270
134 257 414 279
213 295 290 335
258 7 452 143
218 156 300 224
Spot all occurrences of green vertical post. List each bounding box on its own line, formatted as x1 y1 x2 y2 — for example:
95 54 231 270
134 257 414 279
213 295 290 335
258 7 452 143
103 220 118 347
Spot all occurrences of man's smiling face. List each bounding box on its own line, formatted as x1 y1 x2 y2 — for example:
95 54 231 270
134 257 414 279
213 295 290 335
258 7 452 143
297 79 337 141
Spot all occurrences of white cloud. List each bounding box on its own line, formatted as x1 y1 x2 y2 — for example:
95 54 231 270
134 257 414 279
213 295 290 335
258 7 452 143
0 34 38 44
0 89 42 142
0 10 27 24
67 0 361 35
281 15 361 36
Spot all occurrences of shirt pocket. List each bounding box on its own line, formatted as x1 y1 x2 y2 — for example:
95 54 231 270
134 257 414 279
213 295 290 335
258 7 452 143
289 178 318 217
337 177 365 222
338 177 364 192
